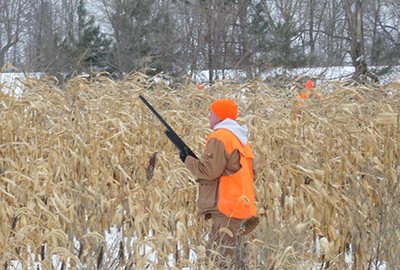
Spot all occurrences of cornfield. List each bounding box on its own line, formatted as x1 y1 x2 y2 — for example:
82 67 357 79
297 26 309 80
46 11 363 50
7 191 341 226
0 72 399 269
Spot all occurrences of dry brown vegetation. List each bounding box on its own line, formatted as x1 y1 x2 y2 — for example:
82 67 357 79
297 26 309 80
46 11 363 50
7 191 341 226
0 73 399 269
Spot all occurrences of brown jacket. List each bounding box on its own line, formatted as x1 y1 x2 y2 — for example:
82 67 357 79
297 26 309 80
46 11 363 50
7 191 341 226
185 136 241 216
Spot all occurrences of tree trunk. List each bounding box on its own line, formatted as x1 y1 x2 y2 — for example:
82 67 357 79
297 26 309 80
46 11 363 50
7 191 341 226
238 0 252 78
0 41 18 69
202 1 214 83
342 0 373 82
206 19 213 83
309 0 315 65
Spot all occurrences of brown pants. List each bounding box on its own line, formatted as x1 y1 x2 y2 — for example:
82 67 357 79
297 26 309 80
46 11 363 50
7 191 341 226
207 211 242 259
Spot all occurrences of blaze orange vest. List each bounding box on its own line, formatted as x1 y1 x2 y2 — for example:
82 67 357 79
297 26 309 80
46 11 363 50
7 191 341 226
206 129 257 219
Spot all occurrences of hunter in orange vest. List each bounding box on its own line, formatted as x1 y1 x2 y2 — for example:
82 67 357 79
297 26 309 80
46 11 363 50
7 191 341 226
296 79 316 119
181 98 257 261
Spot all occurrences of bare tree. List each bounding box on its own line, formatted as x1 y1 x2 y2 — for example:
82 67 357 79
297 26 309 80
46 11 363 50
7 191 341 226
23 0 82 74
98 0 165 75
303 0 330 66
187 0 258 82
174 1 204 78
251 0 306 68
0 0 32 69
24 0 55 71
342 0 368 80
237 0 252 77
321 0 347 66
1 0 400 80
367 0 400 68
198 0 217 82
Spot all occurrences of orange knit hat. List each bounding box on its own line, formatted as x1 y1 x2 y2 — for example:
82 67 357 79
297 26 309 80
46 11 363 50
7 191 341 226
210 99 238 120
306 80 313 90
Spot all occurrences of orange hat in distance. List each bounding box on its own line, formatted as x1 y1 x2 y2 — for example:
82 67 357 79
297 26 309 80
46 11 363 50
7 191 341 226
210 99 238 121
306 80 313 90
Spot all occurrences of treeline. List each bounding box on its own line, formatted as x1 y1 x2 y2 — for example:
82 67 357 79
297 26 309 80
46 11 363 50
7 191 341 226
1 0 399 82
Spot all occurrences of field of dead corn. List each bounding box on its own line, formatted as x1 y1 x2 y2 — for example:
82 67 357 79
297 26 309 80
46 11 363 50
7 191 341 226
0 73 399 269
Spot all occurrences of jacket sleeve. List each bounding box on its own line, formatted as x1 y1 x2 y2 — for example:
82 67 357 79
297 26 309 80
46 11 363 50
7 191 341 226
185 137 229 181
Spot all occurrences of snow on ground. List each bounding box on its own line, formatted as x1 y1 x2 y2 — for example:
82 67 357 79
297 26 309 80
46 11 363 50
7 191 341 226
0 72 44 96
192 66 400 85
2 66 400 98
0 72 26 96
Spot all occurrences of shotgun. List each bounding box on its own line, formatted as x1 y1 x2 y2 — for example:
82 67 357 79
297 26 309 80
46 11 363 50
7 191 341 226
139 95 198 160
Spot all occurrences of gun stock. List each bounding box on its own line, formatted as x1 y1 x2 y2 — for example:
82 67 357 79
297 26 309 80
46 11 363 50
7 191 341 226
139 95 198 159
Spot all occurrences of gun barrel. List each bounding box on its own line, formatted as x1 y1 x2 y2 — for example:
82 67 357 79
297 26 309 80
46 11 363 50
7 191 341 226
139 95 174 132
139 95 198 159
